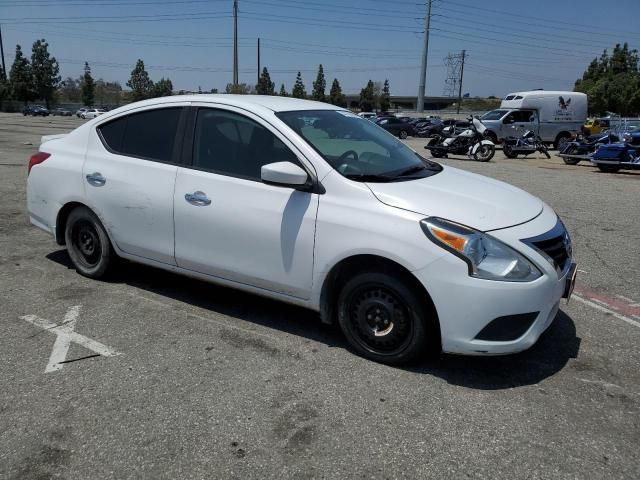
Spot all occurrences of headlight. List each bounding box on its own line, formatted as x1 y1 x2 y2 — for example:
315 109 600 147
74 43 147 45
420 217 542 282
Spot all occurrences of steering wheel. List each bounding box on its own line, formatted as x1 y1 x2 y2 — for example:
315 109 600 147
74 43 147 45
335 150 361 175
337 150 359 163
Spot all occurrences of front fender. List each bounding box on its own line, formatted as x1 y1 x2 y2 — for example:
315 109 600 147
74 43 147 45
471 139 495 154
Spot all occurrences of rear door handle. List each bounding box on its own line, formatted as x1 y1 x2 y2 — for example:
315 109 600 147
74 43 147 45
86 172 106 186
184 191 211 206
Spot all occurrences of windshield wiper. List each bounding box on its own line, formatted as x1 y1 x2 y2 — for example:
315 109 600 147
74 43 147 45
394 165 428 177
343 173 395 182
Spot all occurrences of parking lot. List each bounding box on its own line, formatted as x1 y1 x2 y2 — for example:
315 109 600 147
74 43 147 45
1 112 639 479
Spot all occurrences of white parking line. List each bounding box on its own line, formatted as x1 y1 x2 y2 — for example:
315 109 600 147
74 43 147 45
573 295 640 329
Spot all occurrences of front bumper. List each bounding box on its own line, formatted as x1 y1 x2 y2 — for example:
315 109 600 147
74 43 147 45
413 204 573 355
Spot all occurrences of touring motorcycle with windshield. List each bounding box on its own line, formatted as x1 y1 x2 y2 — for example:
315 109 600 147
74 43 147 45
424 117 495 162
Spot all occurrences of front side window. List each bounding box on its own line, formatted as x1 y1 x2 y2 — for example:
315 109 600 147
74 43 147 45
276 110 442 182
192 109 299 181
481 109 508 121
98 107 182 162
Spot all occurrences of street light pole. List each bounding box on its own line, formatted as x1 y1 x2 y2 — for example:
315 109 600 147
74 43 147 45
416 0 432 113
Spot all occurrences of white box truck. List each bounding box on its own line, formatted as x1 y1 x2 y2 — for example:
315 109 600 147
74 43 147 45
480 91 588 149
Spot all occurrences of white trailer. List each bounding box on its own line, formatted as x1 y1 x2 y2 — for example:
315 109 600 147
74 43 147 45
480 91 588 148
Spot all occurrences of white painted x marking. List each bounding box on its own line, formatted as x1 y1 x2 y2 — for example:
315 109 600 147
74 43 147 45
21 305 121 373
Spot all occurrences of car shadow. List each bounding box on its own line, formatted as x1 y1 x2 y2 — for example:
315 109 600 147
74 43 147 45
46 249 581 390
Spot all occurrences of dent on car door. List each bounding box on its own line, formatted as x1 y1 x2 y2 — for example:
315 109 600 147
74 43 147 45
84 106 188 265
173 107 318 299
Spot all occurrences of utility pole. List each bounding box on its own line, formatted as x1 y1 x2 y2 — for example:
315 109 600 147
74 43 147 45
456 50 466 114
0 24 6 81
257 37 260 86
416 0 432 113
233 0 238 87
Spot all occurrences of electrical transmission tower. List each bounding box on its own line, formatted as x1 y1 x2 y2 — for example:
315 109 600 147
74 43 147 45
443 50 467 113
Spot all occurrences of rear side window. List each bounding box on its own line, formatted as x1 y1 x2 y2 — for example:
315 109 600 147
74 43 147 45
98 107 182 163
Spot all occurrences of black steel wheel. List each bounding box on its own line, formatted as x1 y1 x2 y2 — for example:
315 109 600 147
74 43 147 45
399 130 408 139
503 144 518 159
597 164 621 173
337 272 436 364
427 138 446 158
64 206 114 278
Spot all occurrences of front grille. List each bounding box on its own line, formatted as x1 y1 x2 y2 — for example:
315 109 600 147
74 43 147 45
532 235 569 271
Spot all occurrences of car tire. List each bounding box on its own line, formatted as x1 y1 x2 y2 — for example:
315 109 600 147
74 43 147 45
64 206 115 279
399 130 408 139
81 114 86 119
484 130 498 144
337 271 435 365
553 133 572 150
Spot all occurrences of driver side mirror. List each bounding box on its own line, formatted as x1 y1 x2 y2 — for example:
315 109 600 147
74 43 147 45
261 161 309 188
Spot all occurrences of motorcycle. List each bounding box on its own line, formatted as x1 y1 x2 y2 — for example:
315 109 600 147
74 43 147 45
502 127 550 159
557 131 620 165
425 117 495 162
590 132 640 173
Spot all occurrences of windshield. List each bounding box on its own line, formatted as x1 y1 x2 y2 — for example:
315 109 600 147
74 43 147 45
276 110 442 182
481 109 509 121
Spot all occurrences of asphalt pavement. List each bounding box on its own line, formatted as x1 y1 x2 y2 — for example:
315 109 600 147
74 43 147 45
1 113 638 479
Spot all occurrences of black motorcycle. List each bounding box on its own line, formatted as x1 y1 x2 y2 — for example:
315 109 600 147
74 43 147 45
557 131 619 165
425 117 495 162
502 128 550 159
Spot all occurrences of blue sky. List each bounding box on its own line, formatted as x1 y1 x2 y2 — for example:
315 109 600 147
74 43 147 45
1 0 639 97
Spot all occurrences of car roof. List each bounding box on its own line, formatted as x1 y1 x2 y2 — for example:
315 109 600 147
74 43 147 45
117 94 343 113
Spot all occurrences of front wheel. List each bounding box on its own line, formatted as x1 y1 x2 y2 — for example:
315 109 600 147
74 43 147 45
64 206 115 279
474 143 495 162
337 272 435 365
554 133 572 150
503 144 518 159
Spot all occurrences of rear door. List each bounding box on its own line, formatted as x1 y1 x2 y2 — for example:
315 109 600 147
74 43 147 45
84 104 188 265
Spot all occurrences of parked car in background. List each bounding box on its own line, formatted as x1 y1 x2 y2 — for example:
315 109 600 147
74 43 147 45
52 108 73 117
582 118 610 136
81 108 106 119
358 112 376 120
376 116 416 138
416 119 444 137
23 105 49 116
26 95 576 364
76 108 89 118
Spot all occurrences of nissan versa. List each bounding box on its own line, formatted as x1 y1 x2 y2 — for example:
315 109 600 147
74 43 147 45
26 96 577 364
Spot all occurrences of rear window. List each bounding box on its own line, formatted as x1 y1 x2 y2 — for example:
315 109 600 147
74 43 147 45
98 107 183 162
504 95 516 100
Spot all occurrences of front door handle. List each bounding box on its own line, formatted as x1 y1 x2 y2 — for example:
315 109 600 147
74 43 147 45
86 172 106 187
184 191 211 206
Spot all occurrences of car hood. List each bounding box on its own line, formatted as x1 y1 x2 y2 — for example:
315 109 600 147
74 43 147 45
367 166 543 231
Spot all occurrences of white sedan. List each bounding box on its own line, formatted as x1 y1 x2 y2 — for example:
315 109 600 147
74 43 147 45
26 95 576 364
81 108 106 119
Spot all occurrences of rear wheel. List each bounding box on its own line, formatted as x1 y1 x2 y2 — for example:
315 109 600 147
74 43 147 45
64 206 114 279
337 272 434 365
399 130 408 139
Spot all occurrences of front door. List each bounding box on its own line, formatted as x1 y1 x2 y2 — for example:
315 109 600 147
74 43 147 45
173 106 318 299
83 105 187 265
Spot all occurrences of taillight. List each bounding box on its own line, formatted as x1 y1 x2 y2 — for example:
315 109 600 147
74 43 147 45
28 152 51 175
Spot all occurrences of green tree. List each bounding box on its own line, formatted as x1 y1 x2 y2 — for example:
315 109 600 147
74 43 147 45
152 77 173 98
292 72 306 98
328 78 346 107
359 79 375 112
95 80 123 106
380 79 391 112
9 45 34 106
256 67 275 95
81 62 95 106
225 82 252 94
311 64 326 102
30 39 60 108
127 59 154 101
0 74 8 107
574 42 640 116
279 83 288 96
